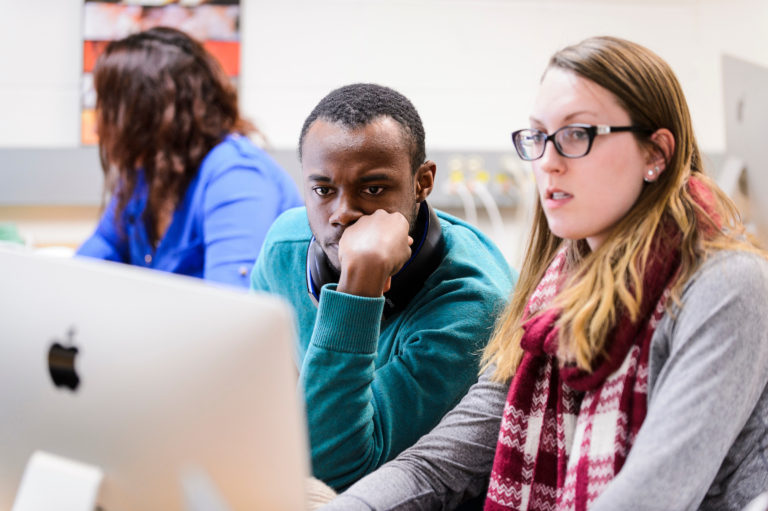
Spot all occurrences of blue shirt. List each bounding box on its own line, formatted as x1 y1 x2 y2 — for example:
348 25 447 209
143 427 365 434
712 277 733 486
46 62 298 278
77 134 302 288
251 206 516 489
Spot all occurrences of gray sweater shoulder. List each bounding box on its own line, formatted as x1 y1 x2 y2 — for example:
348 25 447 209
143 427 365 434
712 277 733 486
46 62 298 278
593 250 768 511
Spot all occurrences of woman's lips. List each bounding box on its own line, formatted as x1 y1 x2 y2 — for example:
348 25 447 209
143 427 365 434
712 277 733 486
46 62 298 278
544 189 573 209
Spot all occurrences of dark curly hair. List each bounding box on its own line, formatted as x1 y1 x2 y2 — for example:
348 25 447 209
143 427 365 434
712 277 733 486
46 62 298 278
94 26 255 246
298 83 426 173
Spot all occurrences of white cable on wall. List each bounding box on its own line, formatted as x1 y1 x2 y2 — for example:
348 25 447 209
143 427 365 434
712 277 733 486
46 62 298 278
445 157 478 226
451 181 478 226
473 181 505 242
501 155 535 226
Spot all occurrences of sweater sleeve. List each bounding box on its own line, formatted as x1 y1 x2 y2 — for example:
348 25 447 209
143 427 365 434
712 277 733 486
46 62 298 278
590 252 768 511
75 195 128 263
321 366 508 510
202 160 301 288
302 276 507 490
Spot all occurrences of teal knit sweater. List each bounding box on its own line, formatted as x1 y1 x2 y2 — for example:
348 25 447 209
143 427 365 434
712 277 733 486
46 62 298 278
251 206 515 489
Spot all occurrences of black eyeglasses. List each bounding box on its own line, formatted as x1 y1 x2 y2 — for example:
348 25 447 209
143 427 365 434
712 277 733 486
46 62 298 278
511 124 653 161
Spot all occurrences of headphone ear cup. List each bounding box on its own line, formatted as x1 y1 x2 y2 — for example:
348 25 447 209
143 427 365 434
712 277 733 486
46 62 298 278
306 238 340 301
382 201 443 317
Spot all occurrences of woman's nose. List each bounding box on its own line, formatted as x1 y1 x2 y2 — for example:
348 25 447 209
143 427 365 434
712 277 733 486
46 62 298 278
535 140 566 175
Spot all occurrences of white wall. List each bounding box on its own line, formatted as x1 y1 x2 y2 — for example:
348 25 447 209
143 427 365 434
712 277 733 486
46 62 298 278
1 0 767 152
0 0 83 148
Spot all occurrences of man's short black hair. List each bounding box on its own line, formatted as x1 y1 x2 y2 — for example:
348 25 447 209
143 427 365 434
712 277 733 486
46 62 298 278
298 83 426 173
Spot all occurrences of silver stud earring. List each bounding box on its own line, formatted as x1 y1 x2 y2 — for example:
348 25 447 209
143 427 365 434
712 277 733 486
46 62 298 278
644 165 660 183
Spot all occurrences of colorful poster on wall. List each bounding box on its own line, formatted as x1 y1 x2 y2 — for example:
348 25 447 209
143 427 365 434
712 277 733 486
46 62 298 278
81 0 241 145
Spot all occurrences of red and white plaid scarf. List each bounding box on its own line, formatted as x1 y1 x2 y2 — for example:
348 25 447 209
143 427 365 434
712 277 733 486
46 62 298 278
485 226 682 511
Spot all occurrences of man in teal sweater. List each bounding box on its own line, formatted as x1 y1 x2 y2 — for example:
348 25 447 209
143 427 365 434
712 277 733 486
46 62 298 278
251 83 515 490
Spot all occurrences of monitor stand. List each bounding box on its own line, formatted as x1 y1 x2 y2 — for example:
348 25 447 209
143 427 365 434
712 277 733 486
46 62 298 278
12 452 234 511
12 451 103 511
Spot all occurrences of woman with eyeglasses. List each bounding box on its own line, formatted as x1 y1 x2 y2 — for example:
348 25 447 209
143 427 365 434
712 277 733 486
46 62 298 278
319 36 768 511
77 27 302 288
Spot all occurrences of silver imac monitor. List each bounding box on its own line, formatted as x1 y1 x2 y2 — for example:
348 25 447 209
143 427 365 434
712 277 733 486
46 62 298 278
0 248 308 511
722 54 768 244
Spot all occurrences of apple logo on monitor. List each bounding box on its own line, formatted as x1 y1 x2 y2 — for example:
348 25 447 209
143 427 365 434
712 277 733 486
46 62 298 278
48 327 80 391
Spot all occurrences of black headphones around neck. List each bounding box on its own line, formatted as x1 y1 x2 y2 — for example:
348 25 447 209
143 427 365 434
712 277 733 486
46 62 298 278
306 201 444 319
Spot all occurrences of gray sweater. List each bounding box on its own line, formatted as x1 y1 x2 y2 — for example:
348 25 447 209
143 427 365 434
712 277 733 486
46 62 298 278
323 251 768 511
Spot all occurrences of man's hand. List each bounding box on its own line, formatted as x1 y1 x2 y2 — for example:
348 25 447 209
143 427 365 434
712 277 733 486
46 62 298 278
337 210 413 297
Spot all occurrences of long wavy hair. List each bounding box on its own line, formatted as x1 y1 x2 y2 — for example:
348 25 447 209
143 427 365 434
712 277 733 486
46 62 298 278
482 36 761 382
94 26 255 246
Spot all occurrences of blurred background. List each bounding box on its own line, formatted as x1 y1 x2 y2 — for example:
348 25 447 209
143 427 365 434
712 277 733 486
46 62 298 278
0 0 766 266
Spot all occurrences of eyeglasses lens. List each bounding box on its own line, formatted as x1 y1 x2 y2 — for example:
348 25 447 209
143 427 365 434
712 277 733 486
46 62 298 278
556 127 590 158
515 130 544 161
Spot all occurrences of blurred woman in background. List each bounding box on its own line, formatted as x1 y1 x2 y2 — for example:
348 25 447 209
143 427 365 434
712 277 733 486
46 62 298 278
77 26 302 288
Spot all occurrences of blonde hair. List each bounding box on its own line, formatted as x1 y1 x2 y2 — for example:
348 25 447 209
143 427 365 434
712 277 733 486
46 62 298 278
482 36 762 382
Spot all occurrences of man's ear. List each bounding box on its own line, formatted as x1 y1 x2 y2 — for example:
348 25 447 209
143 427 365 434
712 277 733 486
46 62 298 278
647 128 675 176
414 160 436 202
